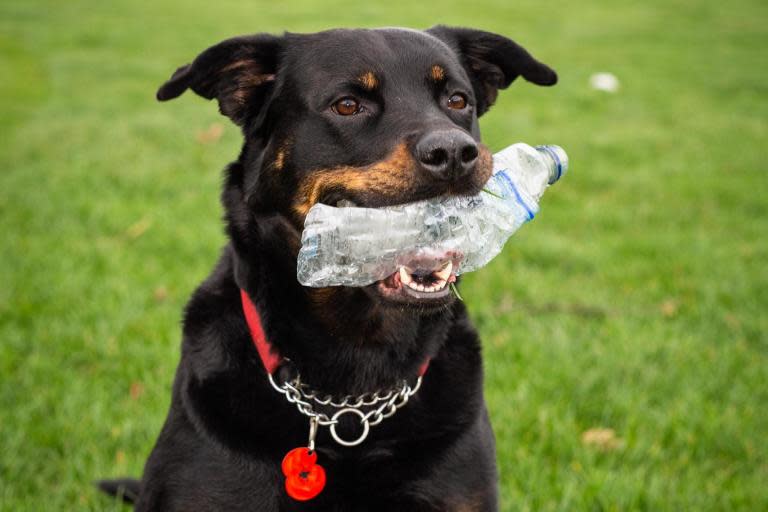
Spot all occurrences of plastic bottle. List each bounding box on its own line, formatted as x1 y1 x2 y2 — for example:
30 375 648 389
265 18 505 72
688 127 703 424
297 143 568 287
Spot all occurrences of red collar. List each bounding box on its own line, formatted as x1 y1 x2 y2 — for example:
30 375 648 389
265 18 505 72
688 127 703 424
241 289 283 374
240 289 429 377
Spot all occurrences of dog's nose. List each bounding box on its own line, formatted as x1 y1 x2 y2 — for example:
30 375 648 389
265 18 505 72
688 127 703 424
415 130 478 181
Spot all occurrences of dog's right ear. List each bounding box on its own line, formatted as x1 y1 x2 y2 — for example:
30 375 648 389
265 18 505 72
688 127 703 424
156 34 283 126
427 26 557 116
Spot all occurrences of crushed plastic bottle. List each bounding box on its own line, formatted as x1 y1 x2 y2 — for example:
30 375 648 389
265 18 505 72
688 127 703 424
297 143 568 287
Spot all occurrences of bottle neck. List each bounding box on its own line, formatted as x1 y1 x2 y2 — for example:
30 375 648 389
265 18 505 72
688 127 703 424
535 145 567 185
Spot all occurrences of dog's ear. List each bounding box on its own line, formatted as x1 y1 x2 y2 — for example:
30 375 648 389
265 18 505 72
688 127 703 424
427 26 557 116
156 34 282 125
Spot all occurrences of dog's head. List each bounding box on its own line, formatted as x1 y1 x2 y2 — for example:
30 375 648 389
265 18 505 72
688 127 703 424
157 27 556 313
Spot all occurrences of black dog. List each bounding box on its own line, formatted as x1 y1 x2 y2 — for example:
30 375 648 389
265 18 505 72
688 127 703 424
99 26 556 511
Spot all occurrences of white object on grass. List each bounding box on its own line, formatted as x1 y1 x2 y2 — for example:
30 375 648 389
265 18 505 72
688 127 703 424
590 72 620 93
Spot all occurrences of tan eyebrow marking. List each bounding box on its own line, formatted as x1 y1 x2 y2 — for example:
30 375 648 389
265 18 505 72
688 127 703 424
272 138 292 171
358 71 379 91
430 65 446 82
274 150 285 170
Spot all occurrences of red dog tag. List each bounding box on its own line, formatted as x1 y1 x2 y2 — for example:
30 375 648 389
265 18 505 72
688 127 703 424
281 447 326 501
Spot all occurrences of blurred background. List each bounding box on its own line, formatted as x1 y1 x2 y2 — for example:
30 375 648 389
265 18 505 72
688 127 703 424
1 0 766 510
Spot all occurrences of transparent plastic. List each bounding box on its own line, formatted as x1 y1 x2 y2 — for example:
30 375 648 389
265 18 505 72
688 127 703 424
297 143 568 287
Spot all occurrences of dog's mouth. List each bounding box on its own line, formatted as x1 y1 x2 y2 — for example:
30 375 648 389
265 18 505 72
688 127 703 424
372 253 460 305
324 198 461 307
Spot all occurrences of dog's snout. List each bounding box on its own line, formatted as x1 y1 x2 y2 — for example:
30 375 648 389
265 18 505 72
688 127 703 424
415 130 478 181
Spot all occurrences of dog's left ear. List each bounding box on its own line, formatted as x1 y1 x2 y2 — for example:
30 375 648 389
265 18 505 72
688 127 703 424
427 26 557 116
156 34 283 126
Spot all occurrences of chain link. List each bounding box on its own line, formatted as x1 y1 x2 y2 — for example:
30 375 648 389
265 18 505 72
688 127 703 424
268 370 422 446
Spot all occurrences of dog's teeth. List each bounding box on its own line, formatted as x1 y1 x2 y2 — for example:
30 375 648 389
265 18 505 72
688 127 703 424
399 267 412 285
399 263 453 294
336 199 357 207
433 261 453 281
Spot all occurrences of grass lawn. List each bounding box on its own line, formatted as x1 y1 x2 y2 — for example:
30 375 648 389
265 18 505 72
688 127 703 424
1 0 766 510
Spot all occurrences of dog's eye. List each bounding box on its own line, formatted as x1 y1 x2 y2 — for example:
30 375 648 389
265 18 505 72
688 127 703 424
447 93 468 110
333 97 361 116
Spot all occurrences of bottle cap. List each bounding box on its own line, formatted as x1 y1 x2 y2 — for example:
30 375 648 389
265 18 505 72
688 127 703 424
535 145 569 184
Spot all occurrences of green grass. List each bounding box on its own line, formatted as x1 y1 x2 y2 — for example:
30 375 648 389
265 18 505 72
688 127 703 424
1 0 766 510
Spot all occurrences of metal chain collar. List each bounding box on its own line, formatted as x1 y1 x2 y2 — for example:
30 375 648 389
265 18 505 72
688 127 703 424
268 370 422 447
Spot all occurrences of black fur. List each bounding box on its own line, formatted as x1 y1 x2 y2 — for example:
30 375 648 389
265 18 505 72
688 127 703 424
99 26 556 511
97 477 140 504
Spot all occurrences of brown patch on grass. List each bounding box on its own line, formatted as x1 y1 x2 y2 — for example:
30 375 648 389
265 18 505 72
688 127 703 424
660 298 679 317
129 381 144 401
358 71 379 91
196 122 224 144
153 286 168 302
581 427 624 451
125 216 152 239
